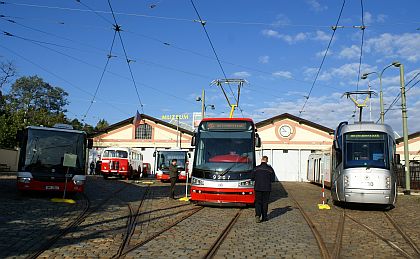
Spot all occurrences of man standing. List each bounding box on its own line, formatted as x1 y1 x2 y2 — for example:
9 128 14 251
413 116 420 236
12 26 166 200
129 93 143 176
252 156 275 223
168 159 179 199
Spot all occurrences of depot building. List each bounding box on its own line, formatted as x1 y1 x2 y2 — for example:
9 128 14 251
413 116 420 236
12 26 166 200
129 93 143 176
91 113 335 182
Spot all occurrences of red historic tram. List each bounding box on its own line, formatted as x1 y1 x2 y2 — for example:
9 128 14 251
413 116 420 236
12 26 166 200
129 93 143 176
190 118 261 205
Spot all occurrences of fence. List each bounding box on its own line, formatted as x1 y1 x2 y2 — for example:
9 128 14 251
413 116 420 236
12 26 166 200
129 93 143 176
397 162 420 190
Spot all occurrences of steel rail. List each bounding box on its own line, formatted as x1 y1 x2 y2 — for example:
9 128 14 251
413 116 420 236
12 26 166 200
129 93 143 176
119 206 204 257
346 213 414 259
289 194 331 259
203 209 242 259
384 212 420 256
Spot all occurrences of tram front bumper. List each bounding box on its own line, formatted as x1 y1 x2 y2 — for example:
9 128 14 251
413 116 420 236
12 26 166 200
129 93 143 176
343 188 394 204
190 186 255 205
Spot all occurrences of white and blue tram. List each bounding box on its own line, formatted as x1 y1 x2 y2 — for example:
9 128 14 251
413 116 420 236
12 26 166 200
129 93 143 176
331 121 398 205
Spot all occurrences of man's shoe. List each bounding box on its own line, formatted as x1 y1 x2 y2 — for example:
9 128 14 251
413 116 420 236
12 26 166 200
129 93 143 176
255 216 261 223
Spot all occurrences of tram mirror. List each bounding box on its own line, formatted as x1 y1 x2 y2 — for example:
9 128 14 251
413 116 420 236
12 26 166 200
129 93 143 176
87 139 93 149
395 154 401 164
153 151 156 157
191 134 196 146
255 133 261 148
333 140 340 151
188 153 191 158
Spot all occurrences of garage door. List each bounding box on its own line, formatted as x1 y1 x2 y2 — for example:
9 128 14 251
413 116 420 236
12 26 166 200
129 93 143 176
272 150 299 181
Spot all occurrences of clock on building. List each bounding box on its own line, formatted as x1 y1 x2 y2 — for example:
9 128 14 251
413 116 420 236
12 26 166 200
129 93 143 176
279 124 292 138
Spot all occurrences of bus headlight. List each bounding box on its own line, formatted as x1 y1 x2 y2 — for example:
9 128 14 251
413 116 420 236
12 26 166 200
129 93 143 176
239 180 254 187
344 176 349 187
18 177 32 183
386 177 390 189
73 180 85 186
192 177 204 185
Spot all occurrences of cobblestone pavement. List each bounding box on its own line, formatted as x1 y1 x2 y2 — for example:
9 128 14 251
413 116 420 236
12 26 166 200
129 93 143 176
283 182 420 259
2 174 419 259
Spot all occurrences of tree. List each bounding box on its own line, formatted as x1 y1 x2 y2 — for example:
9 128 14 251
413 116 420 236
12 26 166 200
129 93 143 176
0 61 17 113
0 75 69 148
95 119 109 131
5 76 69 126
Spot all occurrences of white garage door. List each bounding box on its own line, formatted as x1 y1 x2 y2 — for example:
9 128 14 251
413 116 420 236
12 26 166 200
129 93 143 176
272 150 299 181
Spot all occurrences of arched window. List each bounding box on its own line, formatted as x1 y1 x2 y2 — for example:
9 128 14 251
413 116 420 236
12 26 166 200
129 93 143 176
135 124 152 139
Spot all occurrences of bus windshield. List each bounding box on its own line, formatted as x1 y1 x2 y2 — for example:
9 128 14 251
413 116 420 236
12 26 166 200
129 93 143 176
20 128 86 174
344 132 389 169
157 151 187 170
194 130 254 173
103 150 128 158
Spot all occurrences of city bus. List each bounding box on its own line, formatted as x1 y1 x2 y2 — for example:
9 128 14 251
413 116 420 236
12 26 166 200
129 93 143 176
154 148 190 182
16 125 92 193
100 147 143 179
190 118 261 205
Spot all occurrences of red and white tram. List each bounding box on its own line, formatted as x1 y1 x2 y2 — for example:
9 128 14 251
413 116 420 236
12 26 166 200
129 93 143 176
16 125 92 193
100 147 143 179
190 118 261 205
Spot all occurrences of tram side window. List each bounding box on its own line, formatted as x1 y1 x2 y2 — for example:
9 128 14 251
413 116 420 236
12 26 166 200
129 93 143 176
135 124 152 139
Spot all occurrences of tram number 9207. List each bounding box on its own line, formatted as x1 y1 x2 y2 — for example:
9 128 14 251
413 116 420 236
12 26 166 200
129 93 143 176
213 175 231 180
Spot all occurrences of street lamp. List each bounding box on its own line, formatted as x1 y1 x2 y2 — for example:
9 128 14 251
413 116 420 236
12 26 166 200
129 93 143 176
361 63 394 124
393 61 411 195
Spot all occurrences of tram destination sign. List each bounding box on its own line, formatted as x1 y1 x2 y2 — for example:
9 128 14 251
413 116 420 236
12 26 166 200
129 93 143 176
205 121 249 131
347 133 385 140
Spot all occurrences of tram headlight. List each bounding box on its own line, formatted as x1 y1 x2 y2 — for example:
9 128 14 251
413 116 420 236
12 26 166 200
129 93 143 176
192 177 204 185
239 180 254 187
18 177 32 184
344 175 349 187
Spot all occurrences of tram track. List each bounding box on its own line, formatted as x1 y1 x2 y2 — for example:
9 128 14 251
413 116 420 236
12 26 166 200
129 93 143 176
343 208 420 259
118 206 204 258
203 208 243 259
114 185 150 258
26 180 129 259
289 193 331 259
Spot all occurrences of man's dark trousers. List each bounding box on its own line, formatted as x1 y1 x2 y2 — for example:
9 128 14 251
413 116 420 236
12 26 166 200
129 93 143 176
169 177 177 199
255 190 270 220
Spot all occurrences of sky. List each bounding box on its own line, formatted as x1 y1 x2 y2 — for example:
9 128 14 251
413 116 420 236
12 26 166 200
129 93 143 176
0 0 419 135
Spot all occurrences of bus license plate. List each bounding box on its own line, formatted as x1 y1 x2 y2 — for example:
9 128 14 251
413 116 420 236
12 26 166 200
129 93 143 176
46 186 60 190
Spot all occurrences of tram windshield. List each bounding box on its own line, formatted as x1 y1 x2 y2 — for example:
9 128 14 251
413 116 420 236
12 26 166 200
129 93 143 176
157 151 187 170
20 128 86 174
194 129 254 173
344 132 389 169
102 150 128 158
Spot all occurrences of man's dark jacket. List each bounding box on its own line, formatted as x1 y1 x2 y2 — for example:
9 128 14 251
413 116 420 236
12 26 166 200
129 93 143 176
168 164 178 178
251 162 275 191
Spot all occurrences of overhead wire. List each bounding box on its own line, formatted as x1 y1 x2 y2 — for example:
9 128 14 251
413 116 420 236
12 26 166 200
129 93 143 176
355 0 365 91
0 43 131 117
0 28 195 106
298 0 346 117
379 72 420 121
82 30 117 122
2 10 344 93
189 0 244 117
106 0 144 113
3 1 419 28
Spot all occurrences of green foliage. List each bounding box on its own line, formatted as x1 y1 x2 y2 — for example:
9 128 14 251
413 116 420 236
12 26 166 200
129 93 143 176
95 119 109 131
